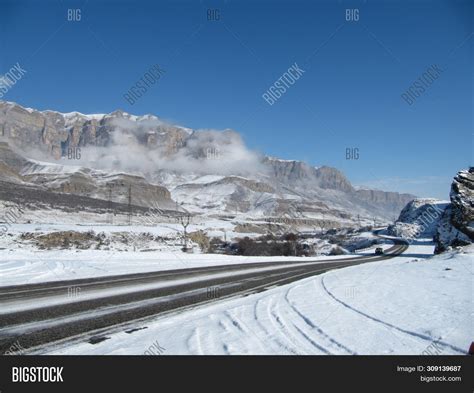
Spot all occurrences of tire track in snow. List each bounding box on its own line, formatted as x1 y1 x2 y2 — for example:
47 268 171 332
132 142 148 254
224 309 267 354
213 305 267 354
223 311 246 333
186 327 204 355
269 297 330 354
284 285 356 355
254 297 298 355
320 276 466 354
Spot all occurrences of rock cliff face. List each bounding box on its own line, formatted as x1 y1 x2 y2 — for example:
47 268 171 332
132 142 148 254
0 103 62 157
354 189 414 207
313 166 354 192
263 158 354 192
262 157 414 215
353 189 416 219
0 101 191 159
434 205 471 253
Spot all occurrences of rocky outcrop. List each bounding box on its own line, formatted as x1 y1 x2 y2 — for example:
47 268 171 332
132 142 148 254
388 169 473 253
433 168 473 253
388 198 448 239
450 168 474 240
434 205 471 253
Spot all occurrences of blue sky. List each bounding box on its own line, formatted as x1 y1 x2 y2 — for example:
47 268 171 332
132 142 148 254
0 0 472 199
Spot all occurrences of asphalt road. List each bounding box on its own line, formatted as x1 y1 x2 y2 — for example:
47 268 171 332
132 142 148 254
0 239 408 354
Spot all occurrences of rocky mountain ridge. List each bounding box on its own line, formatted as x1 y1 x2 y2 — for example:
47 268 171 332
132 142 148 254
0 101 416 224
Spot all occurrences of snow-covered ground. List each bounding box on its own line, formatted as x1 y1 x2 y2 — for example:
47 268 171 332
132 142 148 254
0 239 392 287
42 241 473 355
0 223 393 287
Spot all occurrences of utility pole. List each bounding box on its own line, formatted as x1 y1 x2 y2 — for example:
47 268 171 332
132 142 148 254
128 185 132 226
178 213 191 251
107 184 113 225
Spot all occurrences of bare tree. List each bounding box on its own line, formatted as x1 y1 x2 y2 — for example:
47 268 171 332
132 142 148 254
316 213 328 234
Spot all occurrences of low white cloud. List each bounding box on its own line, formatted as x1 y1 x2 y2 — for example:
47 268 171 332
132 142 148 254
25 115 267 179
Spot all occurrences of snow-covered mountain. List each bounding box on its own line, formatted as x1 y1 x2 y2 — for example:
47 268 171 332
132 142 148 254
0 101 416 227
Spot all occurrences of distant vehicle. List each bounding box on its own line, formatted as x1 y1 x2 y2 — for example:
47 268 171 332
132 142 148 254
375 247 384 255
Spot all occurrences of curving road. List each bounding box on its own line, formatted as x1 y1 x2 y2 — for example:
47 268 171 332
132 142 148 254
0 239 408 354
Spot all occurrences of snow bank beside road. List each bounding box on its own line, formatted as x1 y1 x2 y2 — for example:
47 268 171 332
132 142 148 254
0 244 388 287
